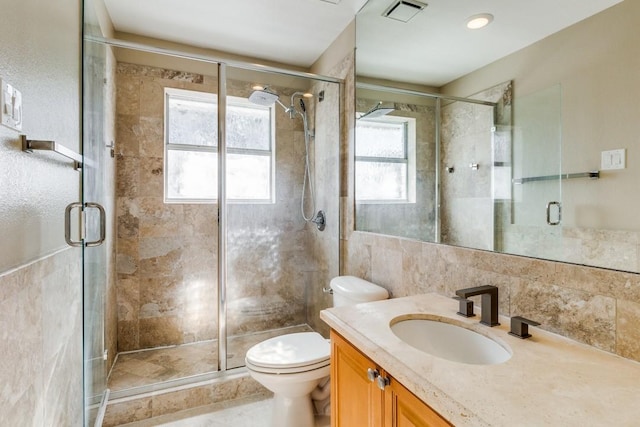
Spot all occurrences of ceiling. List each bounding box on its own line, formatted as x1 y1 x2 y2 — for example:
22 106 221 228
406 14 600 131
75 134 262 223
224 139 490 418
102 0 368 67
102 0 623 85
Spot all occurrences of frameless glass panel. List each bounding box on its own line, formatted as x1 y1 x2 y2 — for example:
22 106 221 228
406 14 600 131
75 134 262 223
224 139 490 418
504 85 562 259
82 37 109 426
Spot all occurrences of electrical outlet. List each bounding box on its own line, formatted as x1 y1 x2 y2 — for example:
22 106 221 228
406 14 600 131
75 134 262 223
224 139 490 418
601 149 626 170
0 78 23 131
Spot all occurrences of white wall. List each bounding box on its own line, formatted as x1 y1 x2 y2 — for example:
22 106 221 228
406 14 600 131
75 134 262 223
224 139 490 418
0 0 81 271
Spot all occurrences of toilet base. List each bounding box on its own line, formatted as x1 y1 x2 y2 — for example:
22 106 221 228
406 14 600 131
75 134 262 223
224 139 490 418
271 392 315 427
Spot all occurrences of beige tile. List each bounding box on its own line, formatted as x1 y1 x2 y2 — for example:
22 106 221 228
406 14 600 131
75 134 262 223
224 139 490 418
116 114 141 157
139 316 183 348
103 397 152 427
137 157 164 197
118 320 140 352
616 299 640 362
511 280 615 352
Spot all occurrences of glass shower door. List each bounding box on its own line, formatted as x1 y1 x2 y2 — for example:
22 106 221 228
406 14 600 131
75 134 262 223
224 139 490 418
82 36 112 425
508 85 563 259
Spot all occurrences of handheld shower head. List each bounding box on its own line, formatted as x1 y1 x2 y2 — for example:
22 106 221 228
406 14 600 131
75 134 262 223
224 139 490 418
299 98 306 113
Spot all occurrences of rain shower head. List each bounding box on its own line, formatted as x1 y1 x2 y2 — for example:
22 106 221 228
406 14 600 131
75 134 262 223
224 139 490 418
248 88 280 106
358 101 395 120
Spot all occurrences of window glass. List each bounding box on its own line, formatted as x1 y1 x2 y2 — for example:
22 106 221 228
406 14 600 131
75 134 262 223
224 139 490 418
168 96 217 147
355 120 405 158
355 117 413 202
166 150 217 200
227 104 271 150
355 161 407 200
165 88 274 203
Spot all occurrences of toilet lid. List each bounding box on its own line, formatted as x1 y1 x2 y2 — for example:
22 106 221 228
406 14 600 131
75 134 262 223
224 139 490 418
246 332 330 370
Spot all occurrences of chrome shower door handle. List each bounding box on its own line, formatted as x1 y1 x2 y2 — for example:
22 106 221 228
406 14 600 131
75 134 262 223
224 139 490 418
64 202 106 247
546 201 561 226
65 202 84 247
84 202 106 247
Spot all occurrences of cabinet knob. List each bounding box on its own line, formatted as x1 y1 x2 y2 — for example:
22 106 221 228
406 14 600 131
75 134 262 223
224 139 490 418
376 375 390 390
367 368 379 382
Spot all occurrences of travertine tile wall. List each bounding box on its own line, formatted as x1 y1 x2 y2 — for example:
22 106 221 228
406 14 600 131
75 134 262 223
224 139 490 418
115 62 328 350
339 53 640 363
355 98 436 242
306 78 342 337
0 248 83 425
440 82 510 251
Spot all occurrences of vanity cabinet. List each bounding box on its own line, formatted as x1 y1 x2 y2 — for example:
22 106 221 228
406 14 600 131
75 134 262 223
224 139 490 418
331 331 451 427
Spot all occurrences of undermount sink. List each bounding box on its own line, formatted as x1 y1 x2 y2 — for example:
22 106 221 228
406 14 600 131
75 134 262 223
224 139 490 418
390 316 512 365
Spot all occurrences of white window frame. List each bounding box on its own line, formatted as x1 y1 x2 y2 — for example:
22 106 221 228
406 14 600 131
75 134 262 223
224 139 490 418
355 115 416 204
163 87 276 204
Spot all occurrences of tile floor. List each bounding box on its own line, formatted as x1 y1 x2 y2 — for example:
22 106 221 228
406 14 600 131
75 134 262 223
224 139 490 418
108 325 312 391
120 394 331 427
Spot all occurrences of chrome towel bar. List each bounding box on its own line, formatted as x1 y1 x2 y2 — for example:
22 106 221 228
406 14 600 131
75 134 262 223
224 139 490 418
21 134 82 170
513 170 599 184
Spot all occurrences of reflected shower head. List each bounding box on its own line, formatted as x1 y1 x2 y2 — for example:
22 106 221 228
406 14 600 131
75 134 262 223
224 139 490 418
248 88 280 106
358 101 395 120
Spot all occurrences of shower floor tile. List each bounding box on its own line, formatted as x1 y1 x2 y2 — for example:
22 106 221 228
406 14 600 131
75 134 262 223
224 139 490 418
120 394 331 427
108 325 313 392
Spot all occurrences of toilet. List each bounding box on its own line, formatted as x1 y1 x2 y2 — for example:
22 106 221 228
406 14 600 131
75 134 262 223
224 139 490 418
245 276 389 427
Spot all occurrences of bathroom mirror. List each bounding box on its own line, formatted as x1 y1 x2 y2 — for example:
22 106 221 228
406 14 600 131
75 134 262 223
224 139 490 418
354 0 640 273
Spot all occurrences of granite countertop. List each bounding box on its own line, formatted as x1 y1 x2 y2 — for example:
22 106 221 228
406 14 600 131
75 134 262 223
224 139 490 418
320 293 640 427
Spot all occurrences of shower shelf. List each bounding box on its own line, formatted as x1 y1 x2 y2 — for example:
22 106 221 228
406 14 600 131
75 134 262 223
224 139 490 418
513 170 599 184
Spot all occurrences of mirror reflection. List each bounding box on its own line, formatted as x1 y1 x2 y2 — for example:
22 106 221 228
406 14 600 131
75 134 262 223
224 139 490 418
355 0 640 273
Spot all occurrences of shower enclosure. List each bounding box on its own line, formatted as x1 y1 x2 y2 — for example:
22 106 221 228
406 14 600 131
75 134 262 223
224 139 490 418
81 27 341 426
354 81 512 247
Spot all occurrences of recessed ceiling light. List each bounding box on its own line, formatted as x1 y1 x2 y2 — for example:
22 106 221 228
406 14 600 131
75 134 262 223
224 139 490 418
466 13 494 30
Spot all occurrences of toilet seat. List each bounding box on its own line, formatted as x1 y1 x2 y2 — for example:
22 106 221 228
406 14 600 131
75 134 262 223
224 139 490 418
246 332 330 374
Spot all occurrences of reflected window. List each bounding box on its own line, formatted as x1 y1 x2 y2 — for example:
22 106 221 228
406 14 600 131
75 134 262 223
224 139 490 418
164 88 275 203
355 116 416 202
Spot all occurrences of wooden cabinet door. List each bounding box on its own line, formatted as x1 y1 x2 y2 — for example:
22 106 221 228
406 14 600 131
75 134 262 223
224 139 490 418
331 331 384 427
385 377 452 427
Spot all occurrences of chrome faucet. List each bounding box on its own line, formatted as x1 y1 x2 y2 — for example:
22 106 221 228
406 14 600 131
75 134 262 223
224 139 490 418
455 285 500 327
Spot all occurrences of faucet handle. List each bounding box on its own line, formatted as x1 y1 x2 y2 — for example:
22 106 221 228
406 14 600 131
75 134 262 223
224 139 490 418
508 316 541 339
453 296 476 318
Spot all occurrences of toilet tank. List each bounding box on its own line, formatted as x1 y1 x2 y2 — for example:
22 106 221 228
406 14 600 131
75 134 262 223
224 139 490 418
330 276 389 307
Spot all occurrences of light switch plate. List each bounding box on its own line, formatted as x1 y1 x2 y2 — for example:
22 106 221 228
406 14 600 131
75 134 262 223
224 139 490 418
1 78 23 131
601 149 626 170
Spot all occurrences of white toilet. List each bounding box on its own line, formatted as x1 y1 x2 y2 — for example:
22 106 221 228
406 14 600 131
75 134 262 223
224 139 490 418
245 276 389 427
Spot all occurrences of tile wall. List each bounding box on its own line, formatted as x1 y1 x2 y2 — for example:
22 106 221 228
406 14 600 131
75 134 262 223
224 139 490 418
0 248 83 425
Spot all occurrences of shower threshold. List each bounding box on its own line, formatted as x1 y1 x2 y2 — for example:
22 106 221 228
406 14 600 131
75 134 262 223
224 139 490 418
107 324 313 394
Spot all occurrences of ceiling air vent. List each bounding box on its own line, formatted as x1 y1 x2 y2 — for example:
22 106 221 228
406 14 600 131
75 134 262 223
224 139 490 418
382 0 428 23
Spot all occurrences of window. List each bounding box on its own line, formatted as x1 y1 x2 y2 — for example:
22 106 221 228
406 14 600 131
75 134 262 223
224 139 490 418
355 115 416 202
164 87 275 203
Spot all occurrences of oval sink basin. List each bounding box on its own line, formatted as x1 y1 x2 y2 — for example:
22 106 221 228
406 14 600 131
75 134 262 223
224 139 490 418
390 317 511 365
